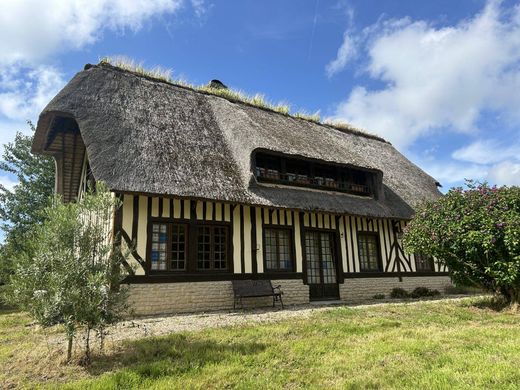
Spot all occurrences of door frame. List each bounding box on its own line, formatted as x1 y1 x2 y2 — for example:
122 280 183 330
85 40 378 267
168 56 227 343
299 214 345 285
302 226 343 300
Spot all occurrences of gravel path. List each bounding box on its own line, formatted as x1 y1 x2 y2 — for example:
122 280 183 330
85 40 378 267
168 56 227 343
106 304 334 343
100 296 476 344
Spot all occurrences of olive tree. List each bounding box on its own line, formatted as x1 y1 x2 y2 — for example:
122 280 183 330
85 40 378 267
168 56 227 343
4 183 129 364
403 181 520 306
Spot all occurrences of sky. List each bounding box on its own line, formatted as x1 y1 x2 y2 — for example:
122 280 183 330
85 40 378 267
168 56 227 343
1 0 520 197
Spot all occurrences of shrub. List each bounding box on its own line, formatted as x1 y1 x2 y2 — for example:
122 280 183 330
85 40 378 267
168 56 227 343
373 293 386 299
404 181 520 305
4 183 129 364
410 287 440 298
390 288 409 299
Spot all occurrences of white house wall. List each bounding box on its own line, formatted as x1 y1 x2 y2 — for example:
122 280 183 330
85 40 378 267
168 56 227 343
119 194 448 277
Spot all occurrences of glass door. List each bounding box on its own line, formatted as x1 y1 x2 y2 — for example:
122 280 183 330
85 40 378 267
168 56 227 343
305 231 339 300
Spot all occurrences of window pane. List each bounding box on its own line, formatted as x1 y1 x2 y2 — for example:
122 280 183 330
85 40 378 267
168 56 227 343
170 224 186 271
264 228 277 270
265 228 293 271
213 226 228 270
151 223 168 271
320 233 336 283
358 234 380 272
197 226 211 270
196 225 228 270
305 232 321 284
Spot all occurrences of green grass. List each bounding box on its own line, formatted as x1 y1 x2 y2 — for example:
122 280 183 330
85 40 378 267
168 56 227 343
1 298 519 389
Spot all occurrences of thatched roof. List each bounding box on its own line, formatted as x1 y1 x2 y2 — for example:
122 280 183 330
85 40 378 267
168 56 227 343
33 63 441 219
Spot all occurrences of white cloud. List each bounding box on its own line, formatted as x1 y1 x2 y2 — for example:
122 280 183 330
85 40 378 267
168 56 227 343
325 5 356 77
328 1 520 149
326 32 357 77
487 161 520 185
0 120 31 159
451 138 520 186
0 0 188 66
418 160 488 186
0 66 66 156
452 139 520 165
0 65 65 122
190 0 211 19
0 175 17 192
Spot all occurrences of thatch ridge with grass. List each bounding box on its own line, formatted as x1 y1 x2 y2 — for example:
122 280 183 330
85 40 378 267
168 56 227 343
94 58 387 143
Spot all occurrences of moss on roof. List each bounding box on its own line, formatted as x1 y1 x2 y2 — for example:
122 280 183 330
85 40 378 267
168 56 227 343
96 57 388 144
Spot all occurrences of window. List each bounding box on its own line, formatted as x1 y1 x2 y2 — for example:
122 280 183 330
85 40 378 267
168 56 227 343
415 253 434 272
357 233 381 272
170 224 187 270
254 151 374 196
197 225 229 271
151 223 187 271
264 228 294 271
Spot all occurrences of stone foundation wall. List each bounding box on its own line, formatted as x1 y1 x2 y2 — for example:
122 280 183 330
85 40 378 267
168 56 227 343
127 279 309 316
128 276 451 316
339 276 452 302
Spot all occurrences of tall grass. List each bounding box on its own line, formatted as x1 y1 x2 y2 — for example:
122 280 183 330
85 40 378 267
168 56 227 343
99 56 173 83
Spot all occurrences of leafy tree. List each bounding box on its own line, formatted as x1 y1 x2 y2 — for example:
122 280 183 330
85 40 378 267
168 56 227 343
0 124 55 285
403 181 520 306
5 183 129 364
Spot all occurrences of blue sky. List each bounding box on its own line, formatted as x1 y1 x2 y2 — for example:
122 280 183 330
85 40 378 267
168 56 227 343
1 0 520 197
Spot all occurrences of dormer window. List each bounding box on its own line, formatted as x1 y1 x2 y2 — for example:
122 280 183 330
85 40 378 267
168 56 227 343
254 151 378 197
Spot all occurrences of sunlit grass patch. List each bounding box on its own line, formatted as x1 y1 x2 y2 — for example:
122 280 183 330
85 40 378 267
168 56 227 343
2 297 519 389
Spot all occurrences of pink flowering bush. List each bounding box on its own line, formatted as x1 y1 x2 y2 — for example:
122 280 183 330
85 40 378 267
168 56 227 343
403 181 520 304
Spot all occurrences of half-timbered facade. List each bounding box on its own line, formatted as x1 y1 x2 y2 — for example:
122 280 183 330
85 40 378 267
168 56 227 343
33 63 450 315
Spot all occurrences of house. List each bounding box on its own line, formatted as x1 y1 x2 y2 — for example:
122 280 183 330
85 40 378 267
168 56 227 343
32 62 450 315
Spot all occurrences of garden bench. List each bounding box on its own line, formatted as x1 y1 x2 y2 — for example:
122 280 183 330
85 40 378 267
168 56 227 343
232 280 284 310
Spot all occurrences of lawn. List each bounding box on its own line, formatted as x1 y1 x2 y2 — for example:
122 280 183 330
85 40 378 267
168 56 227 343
1 297 519 389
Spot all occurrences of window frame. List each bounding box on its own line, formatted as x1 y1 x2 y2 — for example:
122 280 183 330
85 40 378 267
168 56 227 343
149 222 189 273
147 218 232 274
253 150 375 197
196 223 230 272
357 231 383 272
414 253 435 272
263 226 296 272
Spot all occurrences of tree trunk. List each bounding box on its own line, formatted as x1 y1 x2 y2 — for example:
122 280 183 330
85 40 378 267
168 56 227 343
84 327 91 365
510 288 520 311
499 287 520 309
67 336 73 363
98 327 105 352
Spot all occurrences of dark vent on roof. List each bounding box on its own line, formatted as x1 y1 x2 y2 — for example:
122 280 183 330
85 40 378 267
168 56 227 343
208 79 228 90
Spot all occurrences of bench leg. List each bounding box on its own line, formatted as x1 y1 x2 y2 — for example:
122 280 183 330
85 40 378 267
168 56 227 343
279 295 284 309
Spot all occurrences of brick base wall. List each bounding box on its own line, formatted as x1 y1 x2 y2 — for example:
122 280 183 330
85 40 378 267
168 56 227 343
339 276 452 302
127 279 309 316
127 276 451 316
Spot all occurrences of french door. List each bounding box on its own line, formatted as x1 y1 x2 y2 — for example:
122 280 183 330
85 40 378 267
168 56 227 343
304 231 339 300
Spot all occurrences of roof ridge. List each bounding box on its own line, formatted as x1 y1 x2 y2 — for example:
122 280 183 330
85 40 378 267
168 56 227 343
84 62 390 144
